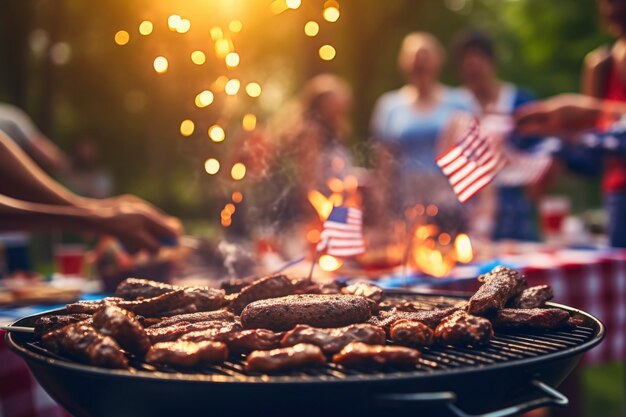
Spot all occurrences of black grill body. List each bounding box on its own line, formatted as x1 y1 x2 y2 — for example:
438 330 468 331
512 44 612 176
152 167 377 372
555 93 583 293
6 293 604 417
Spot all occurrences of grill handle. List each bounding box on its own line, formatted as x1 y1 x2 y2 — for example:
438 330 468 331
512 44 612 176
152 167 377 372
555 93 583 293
376 379 568 417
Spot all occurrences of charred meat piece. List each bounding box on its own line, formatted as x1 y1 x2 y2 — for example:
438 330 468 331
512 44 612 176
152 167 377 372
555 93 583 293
92 305 150 356
115 290 187 317
66 297 124 314
115 278 226 312
245 343 326 373
34 314 91 338
390 320 435 348
467 266 527 316
148 320 240 343
220 277 256 295
292 277 342 295
491 308 570 331
146 340 228 367
42 322 128 368
367 307 459 334
332 342 421 368
341 282 384 303
281 324 386 354
217 329 282 354
241 294 372 331
509 285 553 309
149 309 236 328
435 311 493 346
229 274 296 314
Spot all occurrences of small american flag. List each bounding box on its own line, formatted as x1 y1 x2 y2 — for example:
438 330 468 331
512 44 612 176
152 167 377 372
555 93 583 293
436 117 506 203
316 206 365 257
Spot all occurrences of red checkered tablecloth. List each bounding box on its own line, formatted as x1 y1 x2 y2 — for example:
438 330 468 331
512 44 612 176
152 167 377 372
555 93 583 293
0 330 68 417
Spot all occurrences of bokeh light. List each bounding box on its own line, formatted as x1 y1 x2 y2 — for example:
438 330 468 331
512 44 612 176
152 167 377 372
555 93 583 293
209 124 225 142
229 20 243 33
304 21 320 37
210 26 224 40
195 90 214 108
245 82 262 97
242 113 257 131
318 45 336 61
286 0 302 9
180 119 195 136
204 158 220 174
167 15 182 31
191 50 206 65
232 191 243 203
215 38 232 58
153 56 168 73
323 7 340 22
176 19 191 34
114 30 129 45
138 21 153 36
224 79 240 95
225 203 236 214
225 52 240 68
231 162 247 180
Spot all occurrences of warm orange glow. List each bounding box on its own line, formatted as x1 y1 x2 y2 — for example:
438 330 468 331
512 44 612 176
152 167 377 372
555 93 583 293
331 156 346 172
232 191 243 203
319 255 343 272
245 82 262 97
270 0 289 14
426 204 439 217
215 39 232 58
286 0 301 9
344 175 358 193
204 158 220 174
208 125 225 142
304 21 320 37
415 204 425 216
416 225 438 240
327 177 344 193
138 21 153 36
242 113 257 131
413 245 454 278
231 162 247 180
225 203 236 214
114 30 130 45
225 79 241 95
167 15 182 31
176 19 191 34
210 27 224 40
153 56 168 73
191 50 206 65
454 233 473 264
180 119 195 137
438 233 451 246
195 90 214 108
225 52 240 68
306 229 321 243
319 44 336 61
308 190 334 221
221 217 232 227
324 0 340 9
323 7 340 22
229 20 243 33
213 76 229 91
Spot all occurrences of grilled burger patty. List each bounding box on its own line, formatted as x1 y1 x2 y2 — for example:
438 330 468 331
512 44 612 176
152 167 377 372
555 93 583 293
240 294 373 331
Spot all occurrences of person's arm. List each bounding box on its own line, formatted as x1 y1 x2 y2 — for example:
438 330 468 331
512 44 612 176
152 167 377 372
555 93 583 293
0 193 177 253
23 134 69 174
582 47 611 98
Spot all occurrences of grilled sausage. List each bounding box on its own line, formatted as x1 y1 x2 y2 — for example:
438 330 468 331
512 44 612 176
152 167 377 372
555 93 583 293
229 274 296 314
146 340 228 367
240 294 373 331
332 342 421 368
467 266 527 316
491 308 570 331
389 320 435 347
245 343 326 373
281 324 386 354
367 307 460 334
92 305 150 356
435 311 493 346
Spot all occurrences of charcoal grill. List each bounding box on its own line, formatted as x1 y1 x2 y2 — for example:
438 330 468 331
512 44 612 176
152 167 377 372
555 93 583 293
6 292 604 417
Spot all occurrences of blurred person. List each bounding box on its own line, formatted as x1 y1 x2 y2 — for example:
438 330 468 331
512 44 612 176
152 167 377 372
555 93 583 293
453 30 544 241
0 131 181 254
0 102 69 272
370 32 474 226
65 135 114 199
517 93 626 247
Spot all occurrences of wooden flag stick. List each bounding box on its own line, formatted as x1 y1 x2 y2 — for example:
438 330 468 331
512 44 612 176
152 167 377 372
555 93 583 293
307 250 321 281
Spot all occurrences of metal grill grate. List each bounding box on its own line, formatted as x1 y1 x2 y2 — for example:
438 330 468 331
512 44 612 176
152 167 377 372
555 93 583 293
21 294 597 382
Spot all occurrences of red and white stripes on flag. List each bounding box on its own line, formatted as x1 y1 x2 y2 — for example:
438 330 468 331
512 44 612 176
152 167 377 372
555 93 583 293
436 117 506 203
316 206 365 257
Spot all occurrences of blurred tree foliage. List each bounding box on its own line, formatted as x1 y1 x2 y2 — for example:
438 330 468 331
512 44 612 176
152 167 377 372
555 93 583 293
0 0 612 221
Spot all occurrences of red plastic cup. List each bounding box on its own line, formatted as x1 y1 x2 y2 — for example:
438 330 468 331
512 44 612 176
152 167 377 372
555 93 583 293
55 244 85 276
539 196 570 239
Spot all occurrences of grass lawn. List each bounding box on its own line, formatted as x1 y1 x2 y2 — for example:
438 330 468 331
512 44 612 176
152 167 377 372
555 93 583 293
582 363 625 417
